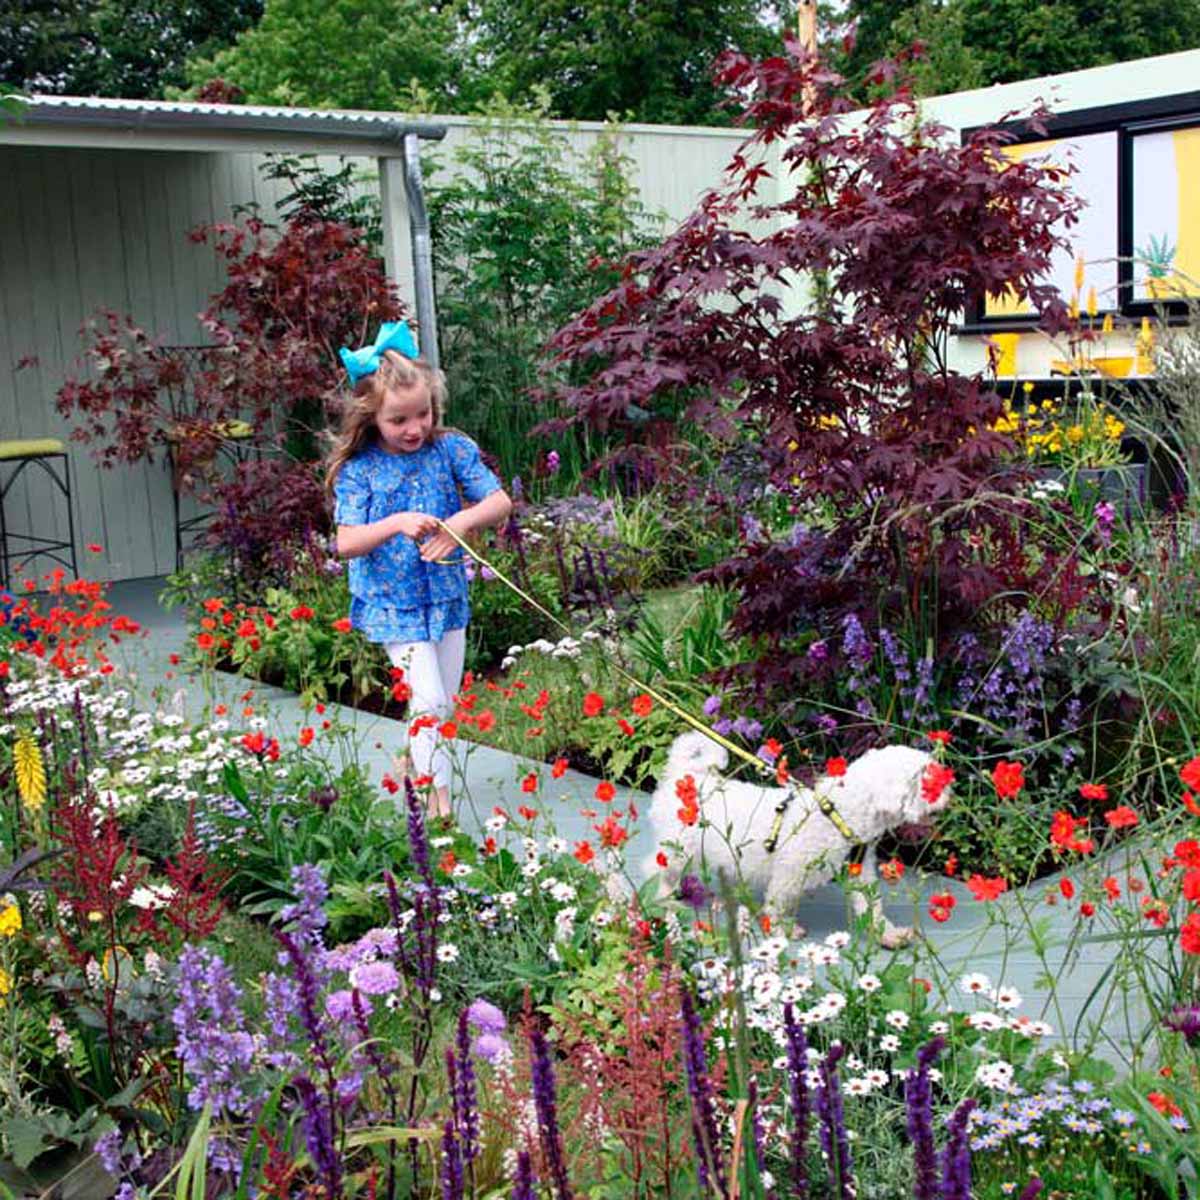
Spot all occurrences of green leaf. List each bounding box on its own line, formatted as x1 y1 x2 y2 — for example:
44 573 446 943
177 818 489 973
3 1117 49 1171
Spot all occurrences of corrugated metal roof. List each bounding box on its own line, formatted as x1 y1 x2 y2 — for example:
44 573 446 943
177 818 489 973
7 93 446 144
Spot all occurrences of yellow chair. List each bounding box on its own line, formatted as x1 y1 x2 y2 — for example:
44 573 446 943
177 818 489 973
0 439 78 591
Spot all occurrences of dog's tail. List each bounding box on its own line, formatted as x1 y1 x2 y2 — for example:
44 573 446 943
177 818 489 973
666 730 729 778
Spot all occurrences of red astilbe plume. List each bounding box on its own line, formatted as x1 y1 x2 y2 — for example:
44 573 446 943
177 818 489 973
50 794 158 967
162 802 230 941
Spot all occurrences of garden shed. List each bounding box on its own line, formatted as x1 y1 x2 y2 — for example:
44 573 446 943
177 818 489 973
0 97 743 583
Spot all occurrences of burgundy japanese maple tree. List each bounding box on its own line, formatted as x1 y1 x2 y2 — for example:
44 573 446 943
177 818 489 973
544 44 1083 673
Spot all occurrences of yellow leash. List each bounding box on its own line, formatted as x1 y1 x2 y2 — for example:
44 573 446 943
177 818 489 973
429 519 857 847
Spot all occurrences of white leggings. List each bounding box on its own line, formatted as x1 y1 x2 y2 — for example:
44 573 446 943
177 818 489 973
384 629 466 790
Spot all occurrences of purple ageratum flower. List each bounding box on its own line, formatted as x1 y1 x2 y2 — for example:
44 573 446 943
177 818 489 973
467 998 507 1035
349 960 401 996
731 715 763 741
713 717 734 737
172 944 258 1117
677 874 711 911
702 693 723 717
1164 1005 1200 1046
905 1037 945 1200
480 565 497 581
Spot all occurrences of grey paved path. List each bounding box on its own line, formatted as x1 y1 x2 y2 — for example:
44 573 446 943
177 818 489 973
100 578 1154 1065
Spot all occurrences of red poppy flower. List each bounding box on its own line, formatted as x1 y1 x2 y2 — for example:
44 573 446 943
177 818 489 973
551 757 568 778
655 850 669 869
594 814 628 849
573 841 595 865
1181 757 1200 791
476 710 496 733
1103 805 1139 829
926 730 952 745
1183 868 1200 902
595 781 616 803
1103 876 1121 901
517 805 537 821
290 605 315 621
631 694 653 717
879 858 904 882
1183 791 1200 817
196 632 215 651
922 763 955 806
1182 912 1200 955
582 692 605 717
825 757 848 778
761 737 782 762
332 617 352 633
521 772 538 794
1079 782 1108 801
439 721 458 739
943 854 959 877
1059 878 1075 900
991 760 1024 799
87 543 104 553
482 836 497 857
965 874 1008 901
439 850 457 874
617 718 636 737
1080 901 1096 917
203 597 223 614
298 727 314 747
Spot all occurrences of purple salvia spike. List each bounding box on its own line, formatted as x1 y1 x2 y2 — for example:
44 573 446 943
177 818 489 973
905 1036 944 1200
295 1075 342 1200
456 1010 480 1162
441 1118 464 1200
783 1003 811 1198
529 1025 574 1200
403 775 435 891
1016 1179 1043 1200
939 1097 976 1200
815 1044 854 1200
511 1149 537 1200
679 986 727 1196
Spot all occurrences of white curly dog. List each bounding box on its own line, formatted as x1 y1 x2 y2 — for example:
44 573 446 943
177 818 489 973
644 732 952 947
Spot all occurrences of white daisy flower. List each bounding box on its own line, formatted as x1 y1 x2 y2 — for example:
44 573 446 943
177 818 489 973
857 973 882 993
884 1010 910 1030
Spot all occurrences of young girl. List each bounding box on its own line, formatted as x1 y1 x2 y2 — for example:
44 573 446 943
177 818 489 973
327 322 512 817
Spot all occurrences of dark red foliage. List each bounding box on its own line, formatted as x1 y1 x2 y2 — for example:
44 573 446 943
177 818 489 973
544 43 1085 672
50 796 156 967
162 803 229 940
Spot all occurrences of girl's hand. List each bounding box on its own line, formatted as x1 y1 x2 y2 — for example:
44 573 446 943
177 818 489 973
418 512 470 562
391 511 440 541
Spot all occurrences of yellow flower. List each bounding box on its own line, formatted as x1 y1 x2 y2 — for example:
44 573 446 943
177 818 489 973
1086 286 1097 318
13 735 47 812
1025 405 1038 417
786 439 799 452
0 902 21 938
1074 255 1085 293
87 910 104 923
0 966 10 1002
1023 381 1035 394
817 415 841 430
1066 425 1084 444
1101 313 1114 335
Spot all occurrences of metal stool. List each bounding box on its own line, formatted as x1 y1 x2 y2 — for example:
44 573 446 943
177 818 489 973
0 438 79 591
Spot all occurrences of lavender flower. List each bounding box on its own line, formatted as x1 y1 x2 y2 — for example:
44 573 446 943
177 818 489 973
172 944 257 1116
783 1003 811 1198
940 1098 976 1200
680 987 726 1196
815 1044 854 1200
94 1128 123 1177
278 863 329 956
905 1037 944 1200
511 1150 537 1200
702 693 723 716
529 1025 574 1200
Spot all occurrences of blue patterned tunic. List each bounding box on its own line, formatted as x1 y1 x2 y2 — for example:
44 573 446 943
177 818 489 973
333 432 502 644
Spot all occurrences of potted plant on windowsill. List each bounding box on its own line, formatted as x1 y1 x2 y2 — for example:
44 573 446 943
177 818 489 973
994 386 1146 512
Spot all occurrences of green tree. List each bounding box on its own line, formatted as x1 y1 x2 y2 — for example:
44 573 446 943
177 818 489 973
0 0 261 97
828 0 1200 99
181 0 466 109
470 0 784 125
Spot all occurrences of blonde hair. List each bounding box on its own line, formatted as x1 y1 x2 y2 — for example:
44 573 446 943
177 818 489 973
325 350 448 494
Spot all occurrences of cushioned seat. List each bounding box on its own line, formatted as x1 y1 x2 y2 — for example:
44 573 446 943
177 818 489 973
0 440 78 590
0 438 67 460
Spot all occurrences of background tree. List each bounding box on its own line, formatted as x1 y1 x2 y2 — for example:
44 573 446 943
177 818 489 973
828 0 1200 99
469 0 784 125
0 0 262 97
181 0 468 110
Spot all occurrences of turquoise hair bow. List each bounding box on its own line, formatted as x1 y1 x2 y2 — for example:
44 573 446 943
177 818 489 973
339 321 419 384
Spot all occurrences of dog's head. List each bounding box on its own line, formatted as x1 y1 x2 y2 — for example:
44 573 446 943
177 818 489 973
845 745 952 835
663 730 729 780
